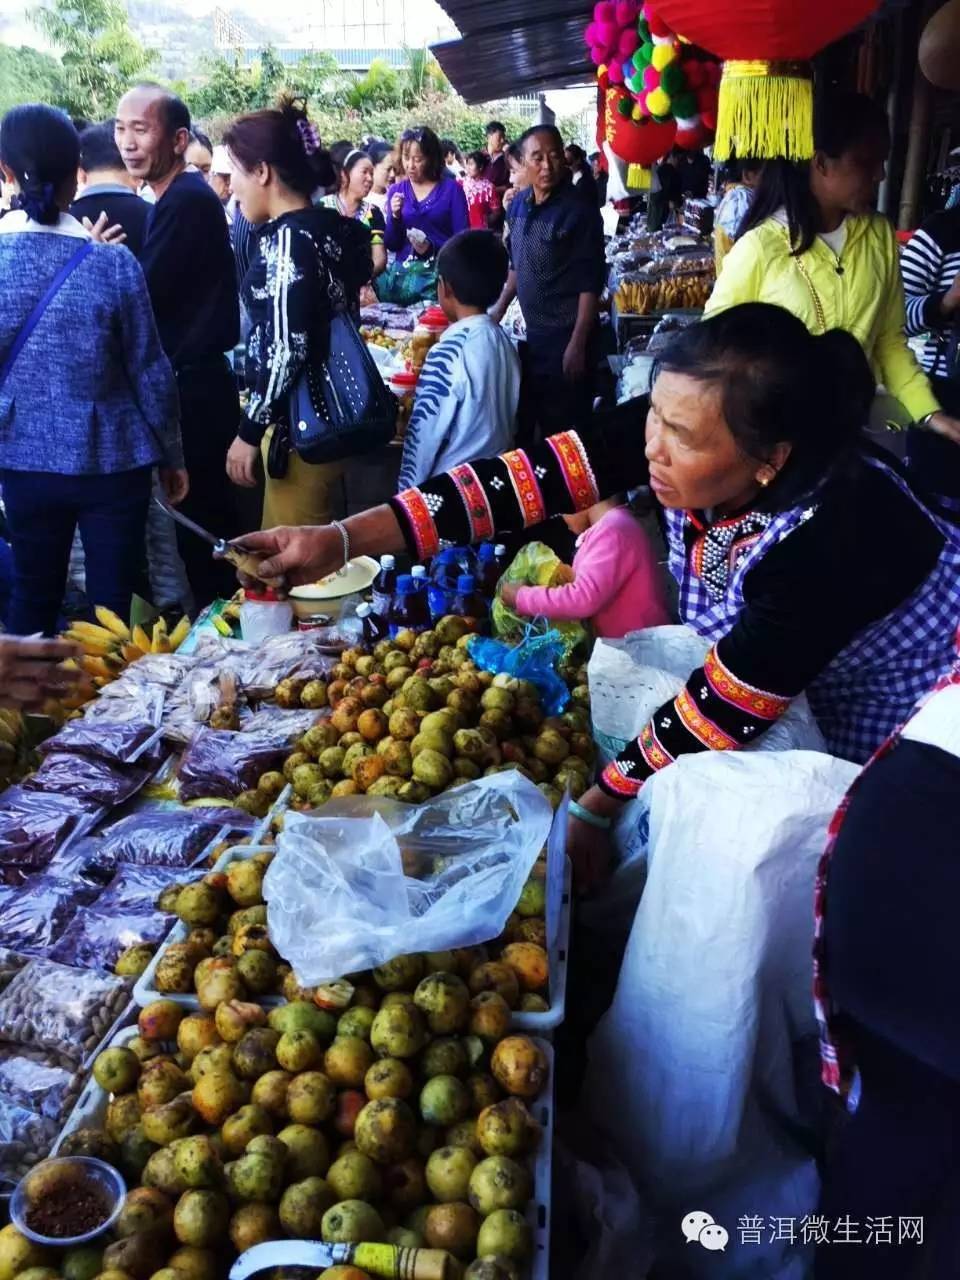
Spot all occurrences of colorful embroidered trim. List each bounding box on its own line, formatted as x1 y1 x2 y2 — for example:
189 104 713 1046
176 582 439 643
547 431 600 511
676 687 740 751
449 463 495 542
637 721 674 772
394 487 440 560
600 759 642 797
502 450 546 527
704 647 791 721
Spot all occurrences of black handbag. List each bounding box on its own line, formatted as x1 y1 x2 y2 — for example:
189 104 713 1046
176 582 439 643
287 289 397 466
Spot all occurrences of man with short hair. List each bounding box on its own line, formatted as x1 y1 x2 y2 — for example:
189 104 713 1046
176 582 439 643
116 83 241 608
70 121 150 255
485 120 509 230
492 125 605 442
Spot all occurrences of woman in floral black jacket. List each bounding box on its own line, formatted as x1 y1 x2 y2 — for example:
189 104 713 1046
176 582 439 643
223 97 372 528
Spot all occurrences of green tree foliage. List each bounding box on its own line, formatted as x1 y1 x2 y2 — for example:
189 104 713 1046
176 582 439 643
0 45 66 114
30 0 155 119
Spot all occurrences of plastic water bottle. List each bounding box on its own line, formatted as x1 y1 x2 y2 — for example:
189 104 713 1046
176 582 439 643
427 548 460 621
371 554 396 619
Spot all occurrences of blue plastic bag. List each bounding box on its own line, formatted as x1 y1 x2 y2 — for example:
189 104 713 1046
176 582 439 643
467 624 570 715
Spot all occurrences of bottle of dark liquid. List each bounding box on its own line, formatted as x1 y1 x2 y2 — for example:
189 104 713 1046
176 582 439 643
476 543 501 597
427 548 460 621
450 573 489 630
356 601 386 650
389 574 430 636
494 543 509 577
371 554 397 619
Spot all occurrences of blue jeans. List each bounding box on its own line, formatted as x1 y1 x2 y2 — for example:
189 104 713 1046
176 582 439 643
0 467 152 635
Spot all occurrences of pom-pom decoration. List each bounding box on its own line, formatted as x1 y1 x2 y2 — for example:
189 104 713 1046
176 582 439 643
651 0 881 157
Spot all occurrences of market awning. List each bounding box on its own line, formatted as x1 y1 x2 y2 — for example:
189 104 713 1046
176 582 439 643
431 0 594 102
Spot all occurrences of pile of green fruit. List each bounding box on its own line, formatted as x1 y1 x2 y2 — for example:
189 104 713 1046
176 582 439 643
271 624 593 812
141 854 290 1003
45 958 550 1280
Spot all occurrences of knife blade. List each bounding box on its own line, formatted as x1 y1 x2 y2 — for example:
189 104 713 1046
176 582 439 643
229 1240 460 1280
153 499 279 586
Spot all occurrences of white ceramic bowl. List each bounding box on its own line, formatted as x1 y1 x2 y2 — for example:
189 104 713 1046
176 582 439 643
288 555 380 620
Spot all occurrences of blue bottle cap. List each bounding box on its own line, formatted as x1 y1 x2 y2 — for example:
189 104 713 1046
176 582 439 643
456 574 475 593
478 543 496 561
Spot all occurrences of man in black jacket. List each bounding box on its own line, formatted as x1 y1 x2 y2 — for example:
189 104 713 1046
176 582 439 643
70 121 150 255
116 83 241 608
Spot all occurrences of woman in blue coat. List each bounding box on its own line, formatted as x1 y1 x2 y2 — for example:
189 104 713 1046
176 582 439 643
0 104 187 634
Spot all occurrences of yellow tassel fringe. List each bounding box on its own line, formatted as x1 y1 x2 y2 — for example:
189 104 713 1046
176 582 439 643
714 62 815 162
626 163 653 190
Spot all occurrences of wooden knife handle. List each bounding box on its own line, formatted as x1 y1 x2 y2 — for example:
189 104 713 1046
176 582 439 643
352 1244 462 1280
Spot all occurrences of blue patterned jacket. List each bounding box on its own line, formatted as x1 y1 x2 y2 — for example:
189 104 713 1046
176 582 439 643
0 213 182 475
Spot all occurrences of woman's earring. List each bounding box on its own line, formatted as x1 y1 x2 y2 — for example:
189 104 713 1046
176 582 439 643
758 472 771 488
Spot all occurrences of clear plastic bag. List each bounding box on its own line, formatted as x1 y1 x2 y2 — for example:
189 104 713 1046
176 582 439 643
468 629 570 717
265 772 553 983
0 950 27 993
39 718 162 766
94 808 248 870
0 1099 59 1179
239 707 324 746
0 787 100 876
178 728 287 802
0 1044 82 1119
95 862 190 914
0 874 101 955
24 752 155 807
48 910 170 971
0 959 130 1060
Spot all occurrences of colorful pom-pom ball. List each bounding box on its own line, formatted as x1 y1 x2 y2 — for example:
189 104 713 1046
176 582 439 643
671 90 697 118
697 84 718 113
584 21 598 44
597 20 617 48
615 0 639 23
651 41 677 70
608 59 626 83
661 62 685 93
637 89 650 114
643 64 659 89
591 45 608 65
646 10 673 37
639 39 655 63
646 86 671 116
616 94 634 118
626 72 645 93
595 0 616 21
675 124 704 149
683 59 705 88
637 16 650 41
701 110 717 132
618 28 640 58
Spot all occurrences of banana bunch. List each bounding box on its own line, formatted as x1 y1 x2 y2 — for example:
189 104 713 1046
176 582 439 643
0 709 23 782
59 607 192 706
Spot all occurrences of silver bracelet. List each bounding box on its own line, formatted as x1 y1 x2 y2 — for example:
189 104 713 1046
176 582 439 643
330 520 350 570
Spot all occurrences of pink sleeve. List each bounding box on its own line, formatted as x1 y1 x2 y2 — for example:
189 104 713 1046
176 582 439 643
513 525 623 621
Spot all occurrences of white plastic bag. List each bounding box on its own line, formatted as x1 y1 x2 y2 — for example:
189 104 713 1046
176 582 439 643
264 773 553 983
589 625 826 767
584 749 859 1280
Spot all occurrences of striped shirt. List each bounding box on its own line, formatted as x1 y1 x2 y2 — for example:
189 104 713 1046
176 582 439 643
397 314 520 490
900 209 960 375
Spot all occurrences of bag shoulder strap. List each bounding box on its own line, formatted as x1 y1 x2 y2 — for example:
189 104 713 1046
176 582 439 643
0 239 93 392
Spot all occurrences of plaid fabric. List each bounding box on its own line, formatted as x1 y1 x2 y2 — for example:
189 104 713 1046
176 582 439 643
813 646 960 1103
664 455 960 762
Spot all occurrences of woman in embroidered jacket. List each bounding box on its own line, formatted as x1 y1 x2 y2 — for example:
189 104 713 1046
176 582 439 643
240 303 960 891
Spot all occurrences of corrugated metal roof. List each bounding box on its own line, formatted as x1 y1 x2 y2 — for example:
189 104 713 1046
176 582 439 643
431 1 593 102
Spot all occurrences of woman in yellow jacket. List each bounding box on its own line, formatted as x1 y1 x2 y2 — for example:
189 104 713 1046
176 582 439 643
706 91 960 450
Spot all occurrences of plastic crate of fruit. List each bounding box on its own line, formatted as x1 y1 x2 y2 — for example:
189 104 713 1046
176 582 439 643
511 799 571 1035
56 1024 553 1280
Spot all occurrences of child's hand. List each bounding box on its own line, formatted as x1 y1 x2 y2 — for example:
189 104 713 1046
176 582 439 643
499 582 522 609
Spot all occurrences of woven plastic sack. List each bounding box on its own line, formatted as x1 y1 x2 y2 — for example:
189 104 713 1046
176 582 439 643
491 541 588 660
265 772 553 984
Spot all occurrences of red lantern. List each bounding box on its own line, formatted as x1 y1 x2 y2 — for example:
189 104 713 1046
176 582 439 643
652 0 881 158
603 83 677 188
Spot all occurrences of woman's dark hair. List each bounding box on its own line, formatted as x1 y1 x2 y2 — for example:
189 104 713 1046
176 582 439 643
365 140 394 168
465 149 488 173
441 138 462 163
739 92 889 255
223 96 334 197
653 303 875 510
0 103 78 226
190 128 213 153
507 143 524 166
329 143 370 192
566 143 586 164
400 126 444 181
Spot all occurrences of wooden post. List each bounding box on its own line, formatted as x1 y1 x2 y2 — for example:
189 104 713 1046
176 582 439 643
898 0 940 229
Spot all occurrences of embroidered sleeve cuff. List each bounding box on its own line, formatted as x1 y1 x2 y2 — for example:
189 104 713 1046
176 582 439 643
599 759 645 798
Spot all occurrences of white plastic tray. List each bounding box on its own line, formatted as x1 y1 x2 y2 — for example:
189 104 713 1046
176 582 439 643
132 845 280 1010
512 798 571 1034
57 1025 554 1280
